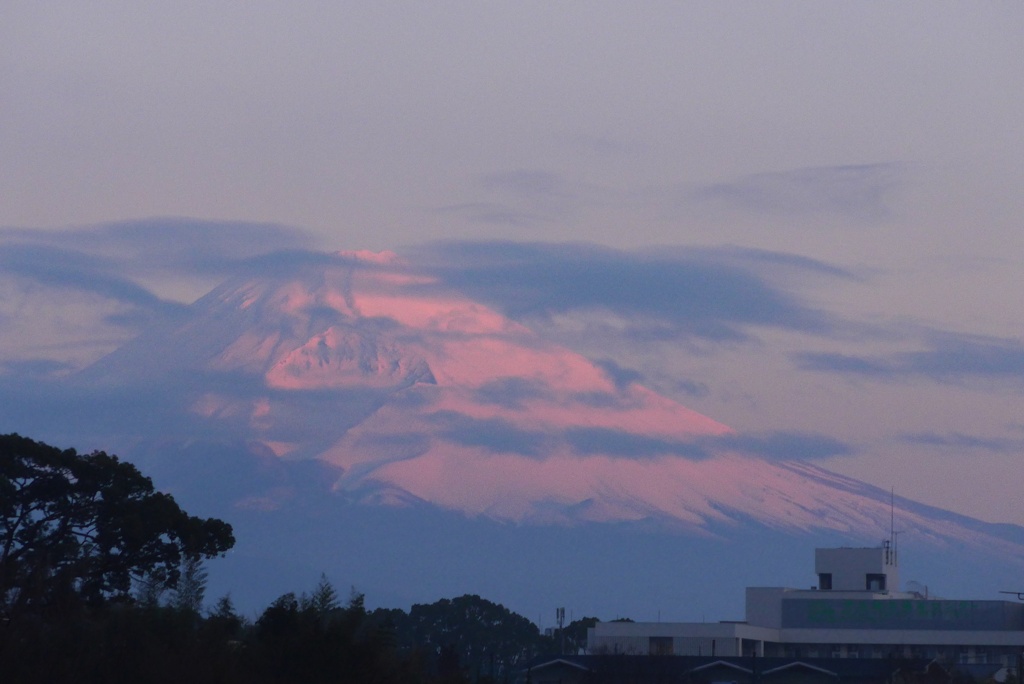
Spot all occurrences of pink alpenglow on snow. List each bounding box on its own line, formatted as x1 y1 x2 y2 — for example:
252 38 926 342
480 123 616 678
79 251 1023 554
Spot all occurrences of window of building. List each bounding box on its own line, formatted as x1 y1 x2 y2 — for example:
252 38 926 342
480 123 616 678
818 573 832 590
866 573 886 590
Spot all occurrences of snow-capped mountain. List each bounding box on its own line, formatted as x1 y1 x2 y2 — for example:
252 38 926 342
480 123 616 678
51 250 1024 618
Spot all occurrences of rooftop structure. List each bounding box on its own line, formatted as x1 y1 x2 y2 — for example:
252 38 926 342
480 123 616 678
587 545 1024 674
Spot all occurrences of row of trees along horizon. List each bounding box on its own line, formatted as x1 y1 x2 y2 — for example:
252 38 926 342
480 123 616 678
0 433 606 684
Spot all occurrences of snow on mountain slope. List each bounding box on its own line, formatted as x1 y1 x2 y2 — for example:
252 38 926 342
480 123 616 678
72 251 1024 557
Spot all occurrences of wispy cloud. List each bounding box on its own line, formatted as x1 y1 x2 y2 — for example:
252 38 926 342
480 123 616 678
425 408 851 463
692 163 901 222
434 202 540 228
0 242 188 320
409 240 851 343
671 379 711 399
473 377 552 410
436 169 583 228
566 427 706 458
565 429 852 461
427 410 549 456
794 331 1024 387
0 217 318 276
900 431 1024 454
442 162 903 233
0 218 323 333
710 431 854 460
592 358 644 390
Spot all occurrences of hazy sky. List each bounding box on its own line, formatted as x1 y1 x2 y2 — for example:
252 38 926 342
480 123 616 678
2 3 1023 525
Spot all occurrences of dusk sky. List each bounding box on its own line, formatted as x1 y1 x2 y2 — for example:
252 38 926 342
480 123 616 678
2 3 1023 527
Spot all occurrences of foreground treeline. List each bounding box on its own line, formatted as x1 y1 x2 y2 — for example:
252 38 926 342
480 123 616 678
0 433 594 683
2 580 573 684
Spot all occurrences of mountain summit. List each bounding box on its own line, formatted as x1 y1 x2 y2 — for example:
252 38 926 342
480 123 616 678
44 250 1023 620
74 252 1020 558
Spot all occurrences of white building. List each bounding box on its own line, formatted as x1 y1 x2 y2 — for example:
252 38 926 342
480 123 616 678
588 544 1024 668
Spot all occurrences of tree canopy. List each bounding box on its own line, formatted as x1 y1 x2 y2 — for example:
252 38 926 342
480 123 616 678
375 593 547 680
0 434 595 683
0 433 234 618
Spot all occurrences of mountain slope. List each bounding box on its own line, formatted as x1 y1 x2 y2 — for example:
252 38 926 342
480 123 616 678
60 250 1024 616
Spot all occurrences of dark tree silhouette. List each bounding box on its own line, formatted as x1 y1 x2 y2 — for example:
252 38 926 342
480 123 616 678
392 594 547 681
560 616 599 654
0 433 234 620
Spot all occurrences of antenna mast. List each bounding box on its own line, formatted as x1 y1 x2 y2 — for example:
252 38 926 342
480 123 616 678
890 487 894 547
885 488 899 566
